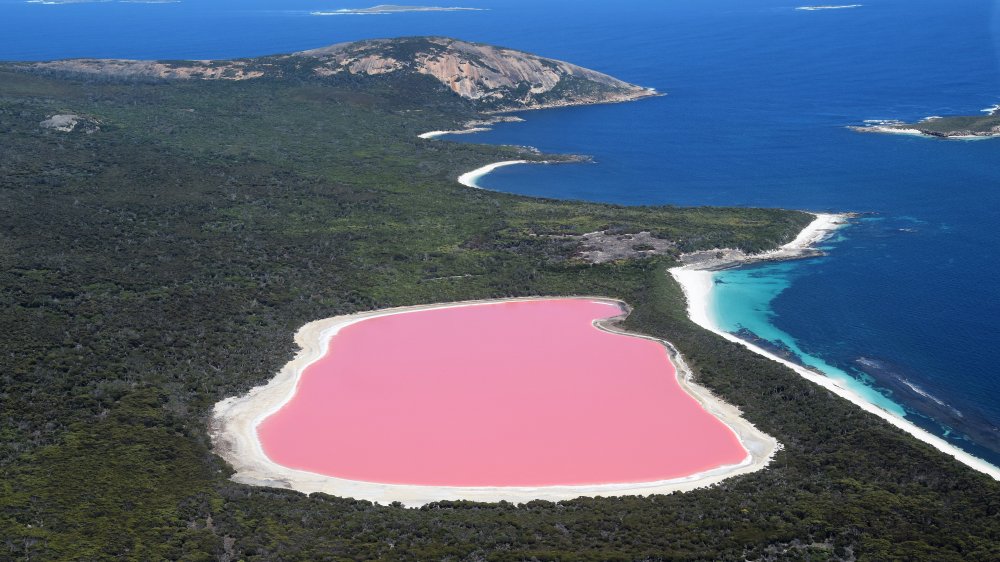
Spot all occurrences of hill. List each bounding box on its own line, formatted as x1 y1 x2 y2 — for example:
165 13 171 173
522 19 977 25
25 36 658 112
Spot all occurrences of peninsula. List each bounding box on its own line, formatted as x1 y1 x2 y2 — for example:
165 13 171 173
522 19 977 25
27 36 658 112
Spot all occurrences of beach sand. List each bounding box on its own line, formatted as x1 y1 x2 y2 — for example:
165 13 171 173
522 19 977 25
417 127 491 139
457 160 530 189
211 297 778 506
669 213 1000 480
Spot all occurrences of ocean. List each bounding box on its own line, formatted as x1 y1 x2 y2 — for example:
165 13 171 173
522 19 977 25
4 0 999 466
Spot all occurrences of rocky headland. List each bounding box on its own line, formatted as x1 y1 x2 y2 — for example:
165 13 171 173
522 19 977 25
23 36 660 112
851 105 1000 139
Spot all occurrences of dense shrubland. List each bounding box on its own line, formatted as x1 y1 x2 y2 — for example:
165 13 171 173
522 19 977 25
1 67 996 561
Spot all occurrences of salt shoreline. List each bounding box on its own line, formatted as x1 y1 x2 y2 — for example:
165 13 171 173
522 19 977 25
211 297 778 507
669 213 1000 480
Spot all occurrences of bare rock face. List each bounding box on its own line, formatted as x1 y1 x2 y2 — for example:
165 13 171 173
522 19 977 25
40 114 100 133
40 114 80 132
570 230 677 264
297 37 658 110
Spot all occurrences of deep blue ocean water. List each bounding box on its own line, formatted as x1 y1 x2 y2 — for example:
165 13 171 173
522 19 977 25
3 0 999 466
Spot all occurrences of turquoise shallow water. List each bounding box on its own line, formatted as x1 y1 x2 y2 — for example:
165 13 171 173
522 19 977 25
3 0 999 467
711 260 907 418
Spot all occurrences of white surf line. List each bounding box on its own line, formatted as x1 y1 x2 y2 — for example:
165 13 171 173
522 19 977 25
669 214 1000 480
850 125 1000 140
796 4 862 10
849 125 928 137
457 160 531 189
211 296 778 507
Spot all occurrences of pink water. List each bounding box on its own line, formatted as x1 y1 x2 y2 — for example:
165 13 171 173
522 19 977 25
257 299 747 486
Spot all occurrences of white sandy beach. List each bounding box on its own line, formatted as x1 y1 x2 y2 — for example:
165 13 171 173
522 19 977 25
457 160 530 189
211 297 778 507
752 212 845 260
670 214 1000 481
417 127 491 139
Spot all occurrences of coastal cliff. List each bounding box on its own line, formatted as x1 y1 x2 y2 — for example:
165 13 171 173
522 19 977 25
25 36 658 112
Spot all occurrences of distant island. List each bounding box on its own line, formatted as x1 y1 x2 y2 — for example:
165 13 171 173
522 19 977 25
850 105 1000 138
795 4 863 11
26 0 180 4
312 5 487 16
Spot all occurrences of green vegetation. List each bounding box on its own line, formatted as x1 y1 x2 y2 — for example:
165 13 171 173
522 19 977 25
1 62 998 561
891 110 1000 137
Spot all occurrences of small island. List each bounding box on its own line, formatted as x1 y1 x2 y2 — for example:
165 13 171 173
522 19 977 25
796 5 863 11
312 5 487 16
851 104 1000 138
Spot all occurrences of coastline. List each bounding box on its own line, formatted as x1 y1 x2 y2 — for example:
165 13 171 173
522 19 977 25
850 125 999 140
457 160 532 189
676 212 848 270
848 124 927 137
428 89 663 190
484 87 663 115
418 115 527 139
849 121 1000 140
669 213 1000 480
418 127 491 139
419 89 662 140
210 296 778 507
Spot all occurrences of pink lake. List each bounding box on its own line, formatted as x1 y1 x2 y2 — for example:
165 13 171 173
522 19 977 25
257 299 747 487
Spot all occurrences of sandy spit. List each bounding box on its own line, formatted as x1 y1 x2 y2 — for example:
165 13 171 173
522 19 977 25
669 213 1000 480
211 296 778 507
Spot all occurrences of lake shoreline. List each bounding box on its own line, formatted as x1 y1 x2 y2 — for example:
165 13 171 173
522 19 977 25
210 296 778 507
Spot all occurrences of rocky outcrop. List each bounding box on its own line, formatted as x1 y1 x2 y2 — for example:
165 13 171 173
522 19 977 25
562 230 676 264
297 37 659 111
850 106 1000 138
39 114 100 133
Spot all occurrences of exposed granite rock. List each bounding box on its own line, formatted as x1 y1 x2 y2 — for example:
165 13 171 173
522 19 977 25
677 246 824 270
297 37 660 111
39 114 100 133
571 230 676 264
